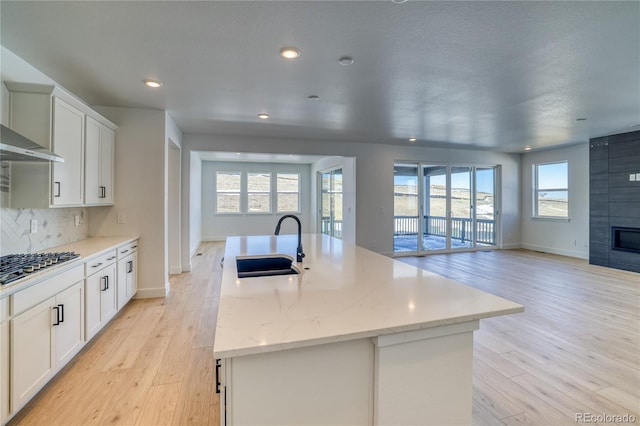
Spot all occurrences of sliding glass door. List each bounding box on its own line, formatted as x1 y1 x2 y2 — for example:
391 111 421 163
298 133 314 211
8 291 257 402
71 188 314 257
422 166 447 251
394 163 498 254
320 168 343 239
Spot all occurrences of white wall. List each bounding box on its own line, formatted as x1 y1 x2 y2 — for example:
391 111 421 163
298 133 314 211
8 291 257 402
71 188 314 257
165 112 183 274
201 161 311 240
90 107 168 298
310 156 357 245
183 134 521 256
520 143 590 259
186 152 202 269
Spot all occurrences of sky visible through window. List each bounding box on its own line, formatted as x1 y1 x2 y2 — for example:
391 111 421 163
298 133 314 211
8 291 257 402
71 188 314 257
394 173 494 193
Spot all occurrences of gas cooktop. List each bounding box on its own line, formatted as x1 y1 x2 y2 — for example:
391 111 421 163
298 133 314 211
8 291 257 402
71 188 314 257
0 252 80 286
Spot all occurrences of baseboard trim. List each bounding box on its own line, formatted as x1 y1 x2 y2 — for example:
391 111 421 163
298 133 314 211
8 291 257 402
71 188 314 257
190 240 202 257
520 243 588 260
202 236 226 242
169 266 182 275
134 287 169 299
501 243 521 250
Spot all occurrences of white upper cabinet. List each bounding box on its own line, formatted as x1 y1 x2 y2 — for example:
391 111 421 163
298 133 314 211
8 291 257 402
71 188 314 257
4 82 117 208
52 97 85 206
85 116 114 205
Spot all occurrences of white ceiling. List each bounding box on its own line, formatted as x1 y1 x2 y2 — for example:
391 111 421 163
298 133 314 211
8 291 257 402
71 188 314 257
1 1 639 153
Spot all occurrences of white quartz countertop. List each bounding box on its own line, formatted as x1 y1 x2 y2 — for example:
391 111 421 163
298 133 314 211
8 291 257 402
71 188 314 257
0 236 138 297
213 234 524 358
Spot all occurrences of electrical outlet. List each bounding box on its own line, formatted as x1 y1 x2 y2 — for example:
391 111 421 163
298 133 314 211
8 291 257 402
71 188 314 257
117 213 126 224
30 219 38 234
74 215 80 227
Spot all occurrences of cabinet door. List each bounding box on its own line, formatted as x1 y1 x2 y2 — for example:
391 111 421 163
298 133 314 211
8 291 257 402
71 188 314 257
101 264 118 324
85 272 102 340
55 281 85 367
85 264 117 340
126 252 138 300
117 257 128 310
100 125 115 204
52 97 84 206
11 297 56 411
84 116 102 205
1 321 9 423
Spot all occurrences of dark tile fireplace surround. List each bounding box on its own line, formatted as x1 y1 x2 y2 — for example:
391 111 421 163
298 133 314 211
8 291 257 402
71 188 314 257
589 130 640 273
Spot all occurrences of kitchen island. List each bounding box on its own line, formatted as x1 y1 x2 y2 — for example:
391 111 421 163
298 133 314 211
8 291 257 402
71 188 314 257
214 234 523 426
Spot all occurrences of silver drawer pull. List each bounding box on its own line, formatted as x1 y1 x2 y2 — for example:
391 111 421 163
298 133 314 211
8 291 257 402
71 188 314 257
121 249 129 254
107 256 116 261
91 262 103 268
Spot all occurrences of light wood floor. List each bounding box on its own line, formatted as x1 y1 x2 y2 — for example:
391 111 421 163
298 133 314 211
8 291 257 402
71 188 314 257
8 245 640 425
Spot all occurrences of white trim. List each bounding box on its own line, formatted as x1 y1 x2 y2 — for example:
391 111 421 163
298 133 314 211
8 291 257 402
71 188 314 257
169 266 182 275
374 321 479 348
202 235 227 242
520 243 588 260
531 216 571 222
134 287 169 299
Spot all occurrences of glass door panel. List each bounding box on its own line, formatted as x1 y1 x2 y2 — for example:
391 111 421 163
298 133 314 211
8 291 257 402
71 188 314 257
450 166 473 249
393 163 419 253
475 167 496 246
422 165 447 251
320 169 343 239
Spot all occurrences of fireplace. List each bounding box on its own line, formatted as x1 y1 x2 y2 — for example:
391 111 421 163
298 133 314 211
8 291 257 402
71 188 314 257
611 227 640 254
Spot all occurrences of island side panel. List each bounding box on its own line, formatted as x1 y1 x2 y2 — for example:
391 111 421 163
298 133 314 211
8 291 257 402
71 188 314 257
374 321 478 426
226 338 374 426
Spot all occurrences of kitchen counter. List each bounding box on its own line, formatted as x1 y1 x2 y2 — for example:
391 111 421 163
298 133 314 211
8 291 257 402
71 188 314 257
0 236 138 297
215 234 523 425
214 233 523 358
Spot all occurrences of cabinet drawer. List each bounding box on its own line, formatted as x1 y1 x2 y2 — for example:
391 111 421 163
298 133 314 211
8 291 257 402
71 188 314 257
117 241 138 259
85 250 118 275
12 265 84 316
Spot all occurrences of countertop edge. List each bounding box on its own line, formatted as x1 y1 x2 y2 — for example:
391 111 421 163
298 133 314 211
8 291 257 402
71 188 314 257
0 235 139 298
213 305 524 359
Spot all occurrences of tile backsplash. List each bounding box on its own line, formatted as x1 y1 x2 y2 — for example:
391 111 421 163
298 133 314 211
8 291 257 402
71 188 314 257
1 207 88 255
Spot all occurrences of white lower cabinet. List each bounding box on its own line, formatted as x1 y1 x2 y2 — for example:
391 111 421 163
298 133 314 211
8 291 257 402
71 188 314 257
11 277 84 413
1 317 9 424
116 241 138 310
218 321 479 426
219 339 374 426
85 255 117 341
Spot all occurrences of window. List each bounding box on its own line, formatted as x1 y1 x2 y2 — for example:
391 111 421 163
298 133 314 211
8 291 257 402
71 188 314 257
533 161 568 218
216 171 241 213
247 172 271 213
277 173 300 212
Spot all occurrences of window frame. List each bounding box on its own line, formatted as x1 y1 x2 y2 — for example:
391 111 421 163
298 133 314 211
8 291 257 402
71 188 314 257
276 172 301 213
215 171 242 214
532 160 569 220
246 172 272 214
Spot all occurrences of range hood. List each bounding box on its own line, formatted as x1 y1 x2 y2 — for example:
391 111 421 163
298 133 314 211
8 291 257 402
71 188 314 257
0 124 64 162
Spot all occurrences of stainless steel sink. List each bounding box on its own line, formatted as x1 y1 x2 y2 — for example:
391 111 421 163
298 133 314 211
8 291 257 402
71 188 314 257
236 254 300 278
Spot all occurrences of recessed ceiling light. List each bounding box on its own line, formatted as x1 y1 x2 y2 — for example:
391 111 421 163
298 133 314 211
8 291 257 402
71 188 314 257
307 95 320 101
392 0 408 3
408 137 417 142
280 47 301 59
144 79 162 88
338 56 354 66
258 113 270 119
524 146 532 151
575 117 587 122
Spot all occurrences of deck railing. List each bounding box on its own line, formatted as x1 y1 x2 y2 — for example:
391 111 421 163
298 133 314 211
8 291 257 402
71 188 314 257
322 215 495 245
320 217 343 239
393 215 495 245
